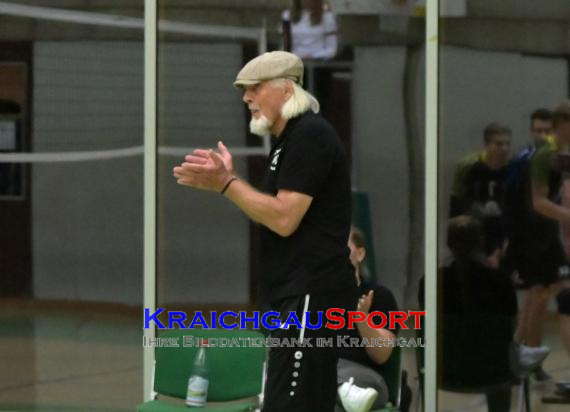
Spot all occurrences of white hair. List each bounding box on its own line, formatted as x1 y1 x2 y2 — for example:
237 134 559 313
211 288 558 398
249 115 272 137
269 79 320 119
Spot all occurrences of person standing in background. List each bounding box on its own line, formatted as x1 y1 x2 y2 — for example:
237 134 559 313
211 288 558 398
282 0 338 60
506 108 554 381
449 122 512 255
521 102 570 383
529 108 554 146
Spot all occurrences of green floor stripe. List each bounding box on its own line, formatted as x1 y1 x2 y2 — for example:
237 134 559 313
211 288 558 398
0 403 133 412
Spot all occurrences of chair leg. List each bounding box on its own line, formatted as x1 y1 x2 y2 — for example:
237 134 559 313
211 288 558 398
524 376 531 412
417 372 424 412
413 376 422 412
517 380 525 412
515 377 531 412
485 386 511 412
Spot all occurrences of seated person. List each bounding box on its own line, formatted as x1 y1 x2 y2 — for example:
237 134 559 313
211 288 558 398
336 227 399 412
419 216 548 412
442 215 516 317
441 216 548 372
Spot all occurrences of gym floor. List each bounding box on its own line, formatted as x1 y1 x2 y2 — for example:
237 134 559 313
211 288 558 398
435 311 570 412
0 300 568 412
0 300 141 412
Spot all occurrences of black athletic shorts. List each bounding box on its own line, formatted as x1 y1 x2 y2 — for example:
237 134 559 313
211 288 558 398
262 291 356 412
507 237 569 286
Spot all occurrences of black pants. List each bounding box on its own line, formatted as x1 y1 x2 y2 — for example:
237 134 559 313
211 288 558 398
262 291 355 412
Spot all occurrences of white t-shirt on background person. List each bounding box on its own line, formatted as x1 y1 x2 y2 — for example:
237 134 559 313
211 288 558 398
281 9 338 60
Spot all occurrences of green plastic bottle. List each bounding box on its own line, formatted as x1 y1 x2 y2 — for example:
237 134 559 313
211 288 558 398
186 347 209 407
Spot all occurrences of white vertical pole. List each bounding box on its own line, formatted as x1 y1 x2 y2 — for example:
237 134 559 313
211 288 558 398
258 19 267 54
425 0 439 411
143 0 157 402
258 23 270 154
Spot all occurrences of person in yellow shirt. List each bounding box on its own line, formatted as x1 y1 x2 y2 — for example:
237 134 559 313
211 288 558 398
508 108 558 381
513 103 570 383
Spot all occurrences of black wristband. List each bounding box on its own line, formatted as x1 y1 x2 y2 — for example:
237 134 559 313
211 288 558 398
221 176 237 195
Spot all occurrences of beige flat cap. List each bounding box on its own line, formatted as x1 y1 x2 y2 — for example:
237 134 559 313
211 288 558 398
234 51 304 88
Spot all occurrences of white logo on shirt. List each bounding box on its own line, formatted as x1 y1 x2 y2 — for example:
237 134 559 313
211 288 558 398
270 148 282 171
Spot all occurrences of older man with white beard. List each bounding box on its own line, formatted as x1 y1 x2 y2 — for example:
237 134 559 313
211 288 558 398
173 51 359 412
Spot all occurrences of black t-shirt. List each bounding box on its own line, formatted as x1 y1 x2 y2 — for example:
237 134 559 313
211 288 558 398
438 259 518 386
338 284 400 372
441 259 517 317
450 155 508 218
258 111 355 303
450 157 508 252
463 162 507 214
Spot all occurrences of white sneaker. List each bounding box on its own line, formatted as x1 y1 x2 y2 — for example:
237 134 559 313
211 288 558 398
338 377 378 412
511 343 550 375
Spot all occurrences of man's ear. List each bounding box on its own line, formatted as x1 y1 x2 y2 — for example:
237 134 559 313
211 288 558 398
283 80 294 101
357 248 366 264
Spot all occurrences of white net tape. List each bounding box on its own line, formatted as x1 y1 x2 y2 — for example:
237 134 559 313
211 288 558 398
0 1 262 40
0 2 269 165
0 145 268 163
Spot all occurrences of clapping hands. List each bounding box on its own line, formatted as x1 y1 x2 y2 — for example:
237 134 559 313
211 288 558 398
173 141 234 192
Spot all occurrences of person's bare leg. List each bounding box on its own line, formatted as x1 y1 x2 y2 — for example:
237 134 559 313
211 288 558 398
560 315 570 354
525 285 550 347
554 280 570 354
515 290 533 343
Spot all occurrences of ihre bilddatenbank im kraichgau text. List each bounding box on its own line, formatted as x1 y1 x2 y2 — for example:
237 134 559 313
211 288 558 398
143 335 426 348
143 308 427 348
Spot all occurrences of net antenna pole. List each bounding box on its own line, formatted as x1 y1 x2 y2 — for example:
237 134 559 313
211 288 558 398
425 0 439 411
143 0 157 402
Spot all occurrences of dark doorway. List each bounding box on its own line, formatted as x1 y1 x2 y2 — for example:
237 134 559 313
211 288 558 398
0 43 32 298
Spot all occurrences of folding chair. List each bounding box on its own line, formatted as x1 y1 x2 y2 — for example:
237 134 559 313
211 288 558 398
137 328 266 412
440 314 530 412
372 345 402 412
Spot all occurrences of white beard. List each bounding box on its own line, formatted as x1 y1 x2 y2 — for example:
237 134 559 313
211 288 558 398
249 115 273 137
